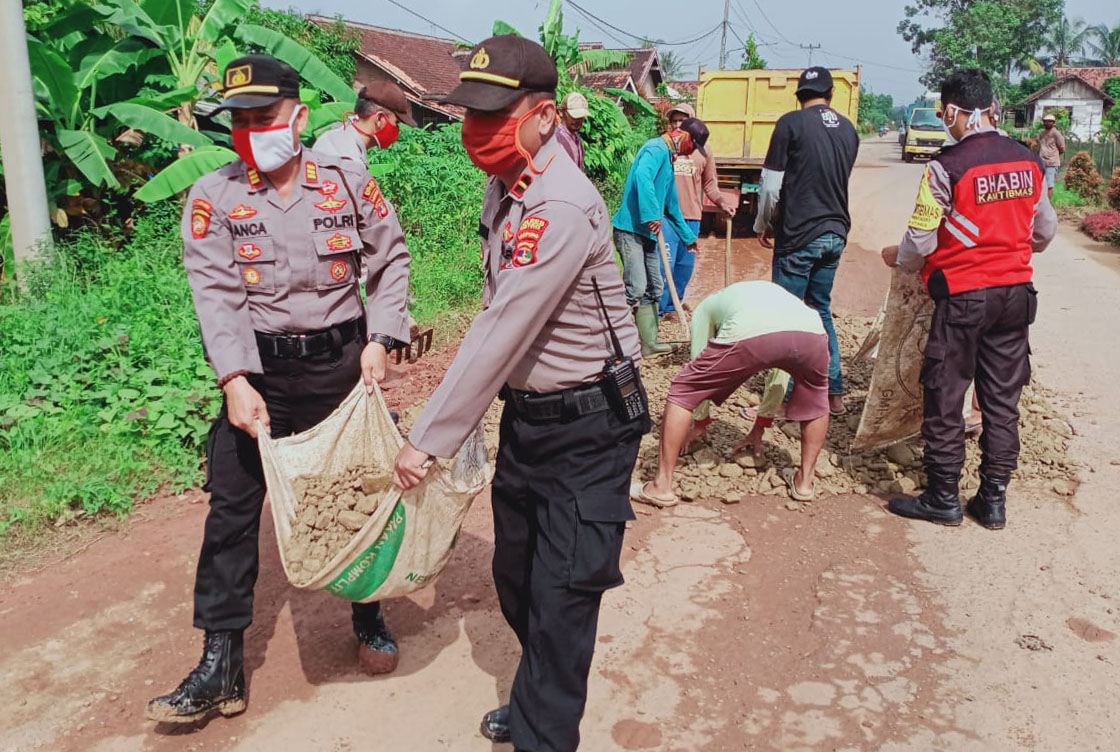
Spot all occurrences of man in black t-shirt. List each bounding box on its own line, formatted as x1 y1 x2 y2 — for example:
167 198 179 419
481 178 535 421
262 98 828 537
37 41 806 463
754 67 859 415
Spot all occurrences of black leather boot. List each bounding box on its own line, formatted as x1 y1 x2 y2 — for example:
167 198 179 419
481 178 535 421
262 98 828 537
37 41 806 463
888 467 963 526
967 470 1009 530
146 630 246 723
480 704 511 743
353 603 399 675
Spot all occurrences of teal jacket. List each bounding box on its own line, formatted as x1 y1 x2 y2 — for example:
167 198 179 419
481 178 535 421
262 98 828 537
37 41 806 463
611 136 697 245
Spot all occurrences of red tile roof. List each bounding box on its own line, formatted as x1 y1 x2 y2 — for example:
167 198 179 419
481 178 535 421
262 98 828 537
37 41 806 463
308 15 465 100
1054 67 1120 92
581 71 636 91
668 80 699 96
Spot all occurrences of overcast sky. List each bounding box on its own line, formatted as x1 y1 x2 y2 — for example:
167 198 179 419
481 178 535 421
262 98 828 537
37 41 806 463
267 0 1119 104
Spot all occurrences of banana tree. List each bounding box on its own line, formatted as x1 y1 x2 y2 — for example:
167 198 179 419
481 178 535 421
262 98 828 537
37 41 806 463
494 0 631 82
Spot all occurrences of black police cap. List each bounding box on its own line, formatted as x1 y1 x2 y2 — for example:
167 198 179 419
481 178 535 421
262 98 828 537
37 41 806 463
443 35 559 112
214 55 301 114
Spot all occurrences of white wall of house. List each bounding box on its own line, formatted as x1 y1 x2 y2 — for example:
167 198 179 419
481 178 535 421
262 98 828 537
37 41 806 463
1028 78 1110 140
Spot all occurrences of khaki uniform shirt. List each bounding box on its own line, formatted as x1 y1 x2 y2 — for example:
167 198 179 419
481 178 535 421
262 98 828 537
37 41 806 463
409 136 641 458
182 149 411 382
313 122 369 168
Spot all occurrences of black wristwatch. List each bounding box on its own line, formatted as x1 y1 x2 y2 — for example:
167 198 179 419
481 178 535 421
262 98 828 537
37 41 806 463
368 333 401 352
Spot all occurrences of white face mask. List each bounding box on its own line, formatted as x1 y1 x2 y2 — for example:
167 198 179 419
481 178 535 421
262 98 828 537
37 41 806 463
232 105 305 172
942 103 989 145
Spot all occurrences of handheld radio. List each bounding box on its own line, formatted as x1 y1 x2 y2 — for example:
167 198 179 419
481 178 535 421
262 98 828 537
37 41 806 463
591 276 648 422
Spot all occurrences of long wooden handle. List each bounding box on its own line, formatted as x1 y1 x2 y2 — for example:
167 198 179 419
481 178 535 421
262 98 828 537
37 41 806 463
656 231 690 334
724 216 732 288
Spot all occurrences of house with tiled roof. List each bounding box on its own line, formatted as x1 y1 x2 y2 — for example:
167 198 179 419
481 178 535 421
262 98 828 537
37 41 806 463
1021 74 1115 140
308 15 466 124
1055 67 1120 92
577 45 665 100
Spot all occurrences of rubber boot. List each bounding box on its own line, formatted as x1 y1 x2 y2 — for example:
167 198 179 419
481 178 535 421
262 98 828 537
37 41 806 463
146 630 247 723
480 704 511 743
353 602 400 675
635 304 672 357
888 467 963 526
966 470 1008 530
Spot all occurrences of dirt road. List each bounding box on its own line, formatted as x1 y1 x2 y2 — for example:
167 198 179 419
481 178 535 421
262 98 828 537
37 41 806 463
3 138 1119 751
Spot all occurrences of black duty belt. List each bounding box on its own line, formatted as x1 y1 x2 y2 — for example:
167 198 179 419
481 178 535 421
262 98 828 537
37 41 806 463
502 380 612 423
255 318 364 360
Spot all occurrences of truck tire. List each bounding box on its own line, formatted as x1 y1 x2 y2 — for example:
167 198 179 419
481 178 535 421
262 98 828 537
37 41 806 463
903 152 914 163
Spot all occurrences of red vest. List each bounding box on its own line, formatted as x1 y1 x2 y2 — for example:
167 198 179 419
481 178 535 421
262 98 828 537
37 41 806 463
922 132 1043 297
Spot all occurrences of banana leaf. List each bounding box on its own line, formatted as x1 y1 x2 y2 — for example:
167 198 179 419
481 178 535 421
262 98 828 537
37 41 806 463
309 103 351 135
234 24 354 103
57 129 120 189
100 0 170 48
492 21 522 36
139 0 194 29
91 102 212 146
198 0 255 46
135 146 238 203
603 87 657 117
26 37 78 125
76 38 164 92
212 39 240 75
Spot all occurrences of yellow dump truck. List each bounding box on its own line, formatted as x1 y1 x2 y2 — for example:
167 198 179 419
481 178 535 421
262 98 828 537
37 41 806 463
695 67 861 223
902 107 947 162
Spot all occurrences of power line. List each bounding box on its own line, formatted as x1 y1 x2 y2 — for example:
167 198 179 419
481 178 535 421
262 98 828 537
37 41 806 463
383 0 473 45
565 0 722 47
566 3 633 48
750 0 795 45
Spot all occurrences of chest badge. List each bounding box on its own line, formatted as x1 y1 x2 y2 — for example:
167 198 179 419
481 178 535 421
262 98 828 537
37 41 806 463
319 180 339 196
502 221 514 243
243 267 261 286
326 233 354 252
330 260 349 281
237 243 262 260
229 204 258 220
315 195 348 213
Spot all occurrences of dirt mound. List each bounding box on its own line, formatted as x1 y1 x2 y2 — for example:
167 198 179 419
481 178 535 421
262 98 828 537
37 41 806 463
285 469 393 585
635 315 1081 503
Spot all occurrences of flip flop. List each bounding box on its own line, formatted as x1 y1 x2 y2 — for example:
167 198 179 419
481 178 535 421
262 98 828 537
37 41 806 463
781 467 815 502
965 416 983 435
630 481 679 509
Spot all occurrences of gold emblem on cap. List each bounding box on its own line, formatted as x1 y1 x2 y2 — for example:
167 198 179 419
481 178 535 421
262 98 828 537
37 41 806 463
470 48 490 70
226 65 251 89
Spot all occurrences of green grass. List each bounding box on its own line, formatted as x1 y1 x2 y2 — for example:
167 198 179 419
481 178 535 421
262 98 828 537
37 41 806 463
1051 180 1089 209
0 124 491 536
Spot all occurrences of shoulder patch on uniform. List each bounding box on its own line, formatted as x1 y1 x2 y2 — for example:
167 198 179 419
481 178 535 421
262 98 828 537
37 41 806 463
190 198 213 239
228 204 257 220
361 178 389 218
304 161 318 184
908 168 943 232
513 216 549 267
246 168 263 190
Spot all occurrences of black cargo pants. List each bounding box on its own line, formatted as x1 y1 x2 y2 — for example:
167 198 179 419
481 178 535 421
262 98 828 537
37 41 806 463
194 335 382 631
492 401 649 752
920 283 1037 477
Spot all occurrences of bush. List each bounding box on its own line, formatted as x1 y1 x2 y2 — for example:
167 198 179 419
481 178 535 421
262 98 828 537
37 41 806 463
1107 167 1120 211
1051 180 1087 209
1065 151 1104 203
0 204 219 532
1081 210 1120 242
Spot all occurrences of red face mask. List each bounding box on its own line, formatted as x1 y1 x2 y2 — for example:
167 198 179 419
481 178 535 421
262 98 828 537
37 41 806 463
350 113 400 149
461 100 555 176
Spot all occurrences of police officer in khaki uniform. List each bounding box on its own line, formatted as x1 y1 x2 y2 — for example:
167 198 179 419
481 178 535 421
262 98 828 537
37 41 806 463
392 36 650 752
313 81 417 169
147 55 411 724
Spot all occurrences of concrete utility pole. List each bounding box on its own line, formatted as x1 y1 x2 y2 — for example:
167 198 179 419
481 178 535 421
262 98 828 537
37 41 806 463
0 0 53 274
719 0 731 70
800 43 821 66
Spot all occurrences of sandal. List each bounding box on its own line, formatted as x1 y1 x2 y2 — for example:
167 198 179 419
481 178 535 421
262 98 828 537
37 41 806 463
781 467 815 502
630 481 679 509
965 415 983 434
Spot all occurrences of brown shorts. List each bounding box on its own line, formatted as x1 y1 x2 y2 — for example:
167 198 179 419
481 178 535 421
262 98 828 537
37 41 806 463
667 331 830 422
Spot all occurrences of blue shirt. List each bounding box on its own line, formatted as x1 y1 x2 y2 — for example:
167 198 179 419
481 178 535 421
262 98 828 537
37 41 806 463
611 137 697 245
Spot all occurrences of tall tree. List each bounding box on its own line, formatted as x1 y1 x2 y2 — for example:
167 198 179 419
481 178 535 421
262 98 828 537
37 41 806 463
659 49 685 80
1089 22 1120 66
898 0 1063 89
1042 16 1090 68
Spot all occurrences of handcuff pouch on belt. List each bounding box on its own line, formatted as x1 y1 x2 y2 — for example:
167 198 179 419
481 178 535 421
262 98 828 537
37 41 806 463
591 276 648 423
